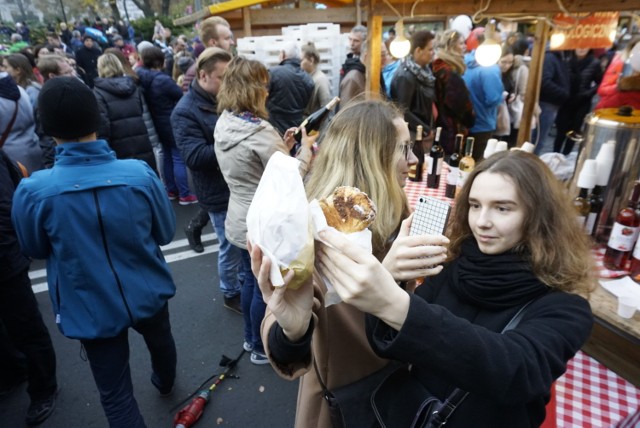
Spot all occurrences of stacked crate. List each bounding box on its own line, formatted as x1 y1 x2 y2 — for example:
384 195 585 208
236 23 350 97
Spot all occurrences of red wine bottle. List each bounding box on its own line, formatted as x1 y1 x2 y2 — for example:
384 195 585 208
408 125 424 182
427 127 443 189
603 181 640 270
445 134 463 198
294 96 340 142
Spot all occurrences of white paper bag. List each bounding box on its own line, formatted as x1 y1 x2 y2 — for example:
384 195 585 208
246 151 313 289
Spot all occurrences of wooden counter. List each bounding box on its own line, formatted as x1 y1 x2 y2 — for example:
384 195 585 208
583 285 640 388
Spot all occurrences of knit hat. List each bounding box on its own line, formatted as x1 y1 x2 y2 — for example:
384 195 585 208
38 77 101 140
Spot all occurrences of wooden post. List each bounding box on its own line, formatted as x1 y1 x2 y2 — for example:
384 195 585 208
517 19 549 146
366 11 383 97
243 7 252 37
356 0 362 26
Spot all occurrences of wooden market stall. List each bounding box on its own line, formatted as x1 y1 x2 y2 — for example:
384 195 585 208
175 0 640 389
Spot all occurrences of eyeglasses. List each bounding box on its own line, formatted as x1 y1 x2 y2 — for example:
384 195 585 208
402 142 415 160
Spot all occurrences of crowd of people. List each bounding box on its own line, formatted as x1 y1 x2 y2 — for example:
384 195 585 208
0 12 636 427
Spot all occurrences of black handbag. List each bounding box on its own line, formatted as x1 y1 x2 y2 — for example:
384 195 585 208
370 299 536 428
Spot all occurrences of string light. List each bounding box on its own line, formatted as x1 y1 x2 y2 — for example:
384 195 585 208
390 20 411 58
475 22 502 66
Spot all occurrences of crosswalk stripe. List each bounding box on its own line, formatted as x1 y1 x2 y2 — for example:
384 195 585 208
30 235 220 294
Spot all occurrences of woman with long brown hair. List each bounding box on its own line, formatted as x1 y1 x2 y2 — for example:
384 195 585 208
313 150 595 426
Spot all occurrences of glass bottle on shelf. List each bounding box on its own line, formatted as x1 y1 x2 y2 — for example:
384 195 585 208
603 180 640 271
445 134 463 199
408 125 424 182
456 137 475 193
427 127 443 189
573 159 597 229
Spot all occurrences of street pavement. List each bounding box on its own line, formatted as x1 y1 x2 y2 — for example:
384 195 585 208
0 202 299 428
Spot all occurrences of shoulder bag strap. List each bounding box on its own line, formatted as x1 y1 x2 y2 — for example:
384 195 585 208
430 297 538 427
0 101 19 148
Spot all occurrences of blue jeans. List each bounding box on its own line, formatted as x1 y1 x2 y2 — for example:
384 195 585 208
238 248 265 353
533 101 560 156
162 145 190 198
81 304 176 428
208 211 242 298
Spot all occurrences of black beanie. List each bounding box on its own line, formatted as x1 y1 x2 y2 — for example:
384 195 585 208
38 76 101 140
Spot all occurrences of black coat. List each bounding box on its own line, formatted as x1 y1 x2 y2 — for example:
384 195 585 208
266 58 314 134
75 45 101 88
93 76 156 170
171 80 229 212
367 262 593 428
539 51 570 105
390 61 435 134
0 149 30 281
137 67 183 148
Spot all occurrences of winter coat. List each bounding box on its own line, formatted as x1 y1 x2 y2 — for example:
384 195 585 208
93 75 157 170
11 140 176 340
24 81 41 107
0 74 43 174
262 274 390 428
390 56 436 134
539 51 570 106
214 110 312 249
339 55 366 110
432 58 475 155
75 45 101 88
462 53 504 133
266 58 315 134
171 80 229 212
367 259 592 427
137 67 183 148
595 54 640 110
0 149 30 282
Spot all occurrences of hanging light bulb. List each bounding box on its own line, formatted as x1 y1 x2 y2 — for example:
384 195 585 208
475 22 502 67
549 31 566 50
390 20 411 59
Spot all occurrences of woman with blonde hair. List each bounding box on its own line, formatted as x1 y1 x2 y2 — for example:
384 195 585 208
249 98 451 427
214 56 315 365
93 52 157 170
313 150 595 426
433 29 475 155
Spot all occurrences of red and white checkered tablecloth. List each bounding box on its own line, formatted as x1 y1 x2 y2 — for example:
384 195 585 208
403 165 640 427
403 163 453 210
555 351 640 427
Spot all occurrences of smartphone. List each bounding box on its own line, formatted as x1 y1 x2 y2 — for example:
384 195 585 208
409 196 451 236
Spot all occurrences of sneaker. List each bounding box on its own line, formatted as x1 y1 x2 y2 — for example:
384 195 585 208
178 195 198 206
26 388 58 426
184 225 204 253
167 191 179 201
250 351 270 365
151 373 174 397
243 341 254 352
223 295 242 315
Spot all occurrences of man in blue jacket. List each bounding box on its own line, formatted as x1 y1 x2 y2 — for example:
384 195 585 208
12 77 178 428
463 50 504 160
171 47 243 314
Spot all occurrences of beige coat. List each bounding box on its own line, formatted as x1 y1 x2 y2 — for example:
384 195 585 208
214 110 312 249
262 274 389 428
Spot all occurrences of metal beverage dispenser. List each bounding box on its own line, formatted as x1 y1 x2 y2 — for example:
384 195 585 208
569 106 640 243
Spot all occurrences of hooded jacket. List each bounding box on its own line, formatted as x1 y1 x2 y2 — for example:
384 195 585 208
93 75 157 170
171 80 229 212
462 53 504 133
11 140 176 339
266 58 314 134
0 73 43 173
137 67 183 148
214 110 311 249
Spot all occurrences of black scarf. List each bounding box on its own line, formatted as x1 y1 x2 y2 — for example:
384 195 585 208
449 238 549 310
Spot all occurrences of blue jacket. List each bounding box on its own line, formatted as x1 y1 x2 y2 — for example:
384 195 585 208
11 140 176 340
137 67 183 148
171 80 229 212
462 53 504 133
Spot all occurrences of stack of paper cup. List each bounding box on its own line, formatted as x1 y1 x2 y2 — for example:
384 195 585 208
617 292 640 318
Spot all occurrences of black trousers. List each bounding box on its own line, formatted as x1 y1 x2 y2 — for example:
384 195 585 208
0 268 57 401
